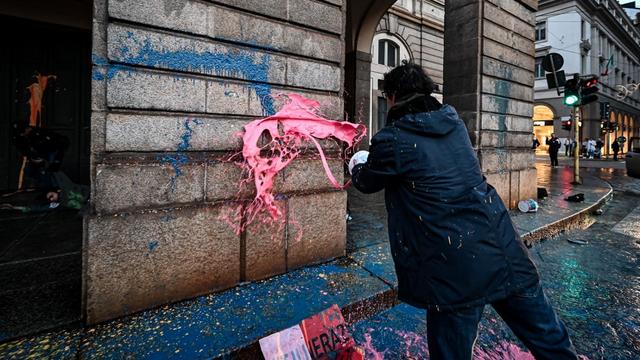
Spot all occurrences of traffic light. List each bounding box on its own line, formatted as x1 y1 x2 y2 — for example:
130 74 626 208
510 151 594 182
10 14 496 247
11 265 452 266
580 76 599 105
600 102 611 119
562 120 572 130
563 78 580 106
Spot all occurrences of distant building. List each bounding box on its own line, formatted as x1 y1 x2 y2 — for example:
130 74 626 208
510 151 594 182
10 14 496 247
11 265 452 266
369 0 444 139
535 0 640 155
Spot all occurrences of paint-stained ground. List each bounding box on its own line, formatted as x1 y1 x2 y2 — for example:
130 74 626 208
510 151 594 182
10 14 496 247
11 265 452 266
351 166 640 359
0 164 635 359
0 191 82 341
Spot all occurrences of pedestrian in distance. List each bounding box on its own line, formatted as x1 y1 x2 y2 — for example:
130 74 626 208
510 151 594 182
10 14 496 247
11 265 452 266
564 138 571 156
549 134 561 167
612 140 620 161
348 61 579 360
587 138 596 159
532 136 540 150
595 138 604 159
570 139 577 157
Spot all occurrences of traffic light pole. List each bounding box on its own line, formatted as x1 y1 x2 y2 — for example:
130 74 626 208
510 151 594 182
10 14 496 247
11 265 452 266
572 107 581 185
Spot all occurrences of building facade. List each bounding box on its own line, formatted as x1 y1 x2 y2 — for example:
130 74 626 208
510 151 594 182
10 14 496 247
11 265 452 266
534 0 640 155
0 0 540 328
369 0 445 138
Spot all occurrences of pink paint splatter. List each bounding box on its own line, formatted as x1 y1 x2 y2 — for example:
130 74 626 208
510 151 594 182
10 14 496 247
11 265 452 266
473 341 535 360
235 93 366 230
363 330 387 360
359 328 589 360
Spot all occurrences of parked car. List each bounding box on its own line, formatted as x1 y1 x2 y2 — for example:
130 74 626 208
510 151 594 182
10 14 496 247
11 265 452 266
626 137 640 178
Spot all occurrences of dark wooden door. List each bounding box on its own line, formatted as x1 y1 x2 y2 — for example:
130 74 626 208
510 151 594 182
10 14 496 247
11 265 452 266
0 16 91 191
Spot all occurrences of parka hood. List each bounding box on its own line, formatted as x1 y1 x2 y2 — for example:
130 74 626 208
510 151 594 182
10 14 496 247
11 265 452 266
385 94 458 136
393 104 460 137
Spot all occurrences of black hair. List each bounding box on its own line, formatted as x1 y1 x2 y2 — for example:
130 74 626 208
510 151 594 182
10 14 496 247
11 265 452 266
382 60 438 100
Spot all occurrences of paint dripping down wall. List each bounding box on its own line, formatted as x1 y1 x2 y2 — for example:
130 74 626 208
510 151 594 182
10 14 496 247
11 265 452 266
230 93 366 234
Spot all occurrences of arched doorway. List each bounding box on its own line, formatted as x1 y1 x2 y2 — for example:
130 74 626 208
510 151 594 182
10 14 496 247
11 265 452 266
532 104 556 154
370 32 414 139
345 0 540 210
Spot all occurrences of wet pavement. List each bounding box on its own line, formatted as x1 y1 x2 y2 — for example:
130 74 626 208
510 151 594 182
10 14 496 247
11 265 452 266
0 190 82 341
0 164 632 359
351 166 640 359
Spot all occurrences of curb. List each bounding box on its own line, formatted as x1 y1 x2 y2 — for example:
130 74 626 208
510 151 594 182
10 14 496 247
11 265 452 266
521 179 613 246
229 178 615 359
230 286 399 359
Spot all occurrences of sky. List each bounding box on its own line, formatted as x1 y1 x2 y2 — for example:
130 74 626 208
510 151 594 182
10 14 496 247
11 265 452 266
618 0 640 19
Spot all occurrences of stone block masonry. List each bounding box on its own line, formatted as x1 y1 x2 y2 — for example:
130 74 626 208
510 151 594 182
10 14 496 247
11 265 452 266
444 0 538 209
87 0 541 325
87 0 347 324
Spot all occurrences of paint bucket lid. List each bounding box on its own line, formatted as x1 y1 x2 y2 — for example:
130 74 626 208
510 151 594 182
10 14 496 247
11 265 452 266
518 200 530 213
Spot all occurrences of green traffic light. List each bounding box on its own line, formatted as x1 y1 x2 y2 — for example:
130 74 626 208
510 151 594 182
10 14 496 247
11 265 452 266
564 95 579 106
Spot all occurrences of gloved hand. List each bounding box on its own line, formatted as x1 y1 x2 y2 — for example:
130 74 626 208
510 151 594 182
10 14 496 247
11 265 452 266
348 150 369 174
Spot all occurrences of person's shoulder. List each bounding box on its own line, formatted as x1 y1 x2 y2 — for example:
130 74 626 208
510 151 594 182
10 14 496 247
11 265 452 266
371 126 398 145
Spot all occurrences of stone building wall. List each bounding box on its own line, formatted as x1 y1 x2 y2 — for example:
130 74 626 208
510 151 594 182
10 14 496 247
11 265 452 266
87 0 347 324
444 0 538 209
375 6 444 87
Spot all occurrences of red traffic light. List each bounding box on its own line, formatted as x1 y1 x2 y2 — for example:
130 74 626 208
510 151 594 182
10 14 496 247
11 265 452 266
582 77 598 88
580 75 599 105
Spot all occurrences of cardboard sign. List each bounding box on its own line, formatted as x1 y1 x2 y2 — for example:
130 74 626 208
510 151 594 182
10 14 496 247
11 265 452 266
299 304 355 360
259 324 312 360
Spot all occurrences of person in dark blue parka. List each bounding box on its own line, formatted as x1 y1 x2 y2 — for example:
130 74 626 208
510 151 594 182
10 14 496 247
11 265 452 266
350 62 578 359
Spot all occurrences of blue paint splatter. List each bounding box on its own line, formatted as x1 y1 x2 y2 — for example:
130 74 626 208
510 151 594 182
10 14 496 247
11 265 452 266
493 73 513 174
177 118 204 152
148 241 159 252
91 54 133 81
160 214 177 222
111 31 276 115
159 118 203 189
494 80 511 149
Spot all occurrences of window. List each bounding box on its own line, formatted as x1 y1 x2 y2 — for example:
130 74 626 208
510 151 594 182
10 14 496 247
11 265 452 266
396 0 413 13
535 57 545 78
580 19 585 40
535 22 546 41
378 39 399 67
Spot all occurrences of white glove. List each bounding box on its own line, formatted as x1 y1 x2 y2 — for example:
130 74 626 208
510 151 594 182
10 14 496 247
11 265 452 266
349 150 369 174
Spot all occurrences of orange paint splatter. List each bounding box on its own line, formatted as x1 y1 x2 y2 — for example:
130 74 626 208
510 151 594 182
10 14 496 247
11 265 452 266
27 74 56 127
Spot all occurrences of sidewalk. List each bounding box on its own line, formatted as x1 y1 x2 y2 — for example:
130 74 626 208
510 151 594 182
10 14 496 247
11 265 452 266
0 165 612 359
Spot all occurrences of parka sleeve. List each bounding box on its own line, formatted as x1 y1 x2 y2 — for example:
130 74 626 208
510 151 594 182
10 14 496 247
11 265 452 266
351 129 399 194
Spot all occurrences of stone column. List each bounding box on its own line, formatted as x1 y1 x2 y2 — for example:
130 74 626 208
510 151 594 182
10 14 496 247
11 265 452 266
86 0 348 324
444 0 538 208
345 50 373 147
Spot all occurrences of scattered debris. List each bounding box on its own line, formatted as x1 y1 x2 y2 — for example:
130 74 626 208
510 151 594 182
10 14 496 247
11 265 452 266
565 193 585 202
537 187 548 199
518 199 539 213
567 239 589 245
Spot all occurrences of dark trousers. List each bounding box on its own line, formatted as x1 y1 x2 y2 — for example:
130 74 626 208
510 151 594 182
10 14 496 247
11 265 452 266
426 282 578 360
549 152 559 166
613 151 619 161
